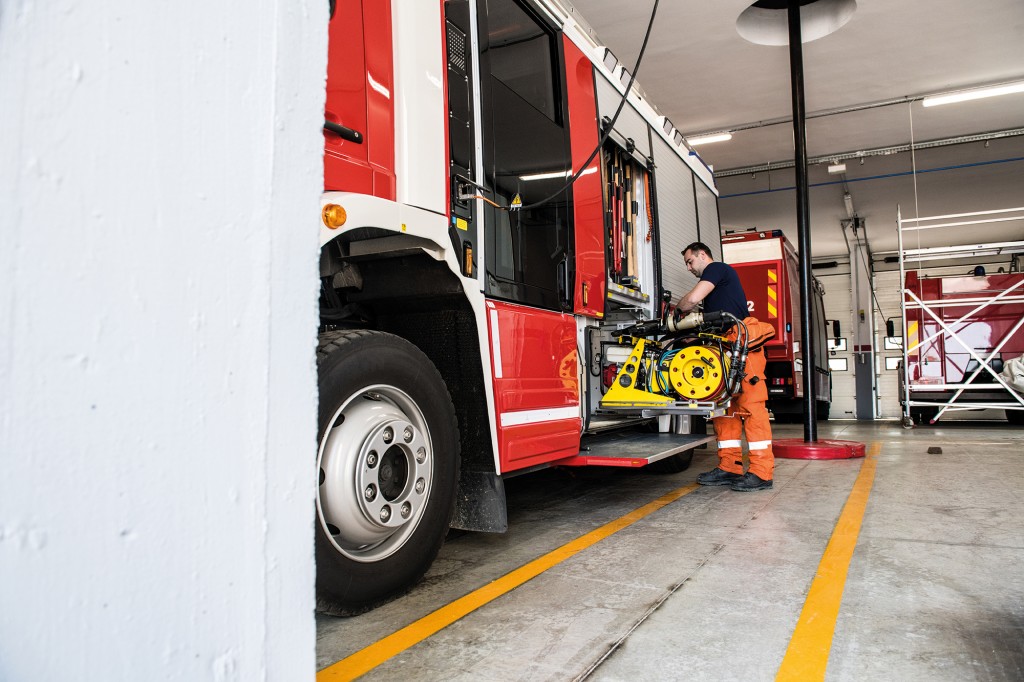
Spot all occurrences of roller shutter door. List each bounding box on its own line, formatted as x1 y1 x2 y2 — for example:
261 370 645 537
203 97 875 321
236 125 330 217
594 78 650 159
694 179 722 263
873 270 903 419
818 271 857 418
651 135 699 305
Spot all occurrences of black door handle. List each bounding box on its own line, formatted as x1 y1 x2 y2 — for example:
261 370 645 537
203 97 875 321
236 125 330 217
323 120 364 144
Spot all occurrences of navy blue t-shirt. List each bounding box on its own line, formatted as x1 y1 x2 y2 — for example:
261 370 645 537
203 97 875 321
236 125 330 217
699 261 748 320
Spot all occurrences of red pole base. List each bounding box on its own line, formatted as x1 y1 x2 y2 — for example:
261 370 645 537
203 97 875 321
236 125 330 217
773 438 866 460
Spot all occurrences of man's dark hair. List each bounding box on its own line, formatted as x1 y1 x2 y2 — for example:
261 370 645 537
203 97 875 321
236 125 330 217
682 241 714 259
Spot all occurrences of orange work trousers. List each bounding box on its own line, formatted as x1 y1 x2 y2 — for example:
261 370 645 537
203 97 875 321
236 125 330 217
712 317 775 481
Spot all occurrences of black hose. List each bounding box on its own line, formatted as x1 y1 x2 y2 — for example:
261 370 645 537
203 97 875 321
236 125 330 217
518 0 661 210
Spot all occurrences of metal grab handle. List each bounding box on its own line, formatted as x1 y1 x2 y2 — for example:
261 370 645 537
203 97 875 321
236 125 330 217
323 120 363 144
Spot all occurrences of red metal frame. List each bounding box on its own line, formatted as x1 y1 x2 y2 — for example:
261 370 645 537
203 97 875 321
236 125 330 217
563 37 605 318
905 271 1024 385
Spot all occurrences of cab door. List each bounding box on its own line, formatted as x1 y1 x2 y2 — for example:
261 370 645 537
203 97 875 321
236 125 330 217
323 0 394 199
478 0 574 312
477 0 581 471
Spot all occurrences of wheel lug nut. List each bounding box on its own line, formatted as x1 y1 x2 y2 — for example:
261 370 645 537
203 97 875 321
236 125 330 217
416 447 426 464
401 502 411 518
364 484 376 501
415 478 425 494
380 506 391 522
367 451 378 467
404 427 414 442
382 427 394 444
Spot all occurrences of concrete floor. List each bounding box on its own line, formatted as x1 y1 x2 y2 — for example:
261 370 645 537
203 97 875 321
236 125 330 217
316 421 1024 681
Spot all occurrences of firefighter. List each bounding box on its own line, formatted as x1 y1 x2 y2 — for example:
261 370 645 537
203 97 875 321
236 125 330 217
675 242 776 491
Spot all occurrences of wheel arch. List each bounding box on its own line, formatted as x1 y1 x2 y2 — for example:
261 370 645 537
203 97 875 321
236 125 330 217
320 241 507 533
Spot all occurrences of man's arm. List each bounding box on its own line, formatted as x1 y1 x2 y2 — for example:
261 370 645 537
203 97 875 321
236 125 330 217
675 280 715 313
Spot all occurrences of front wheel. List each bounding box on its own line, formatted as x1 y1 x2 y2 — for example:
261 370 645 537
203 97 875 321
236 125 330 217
316 330 460 615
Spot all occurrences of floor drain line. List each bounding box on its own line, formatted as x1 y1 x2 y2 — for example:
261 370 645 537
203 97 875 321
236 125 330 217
573 543 728 682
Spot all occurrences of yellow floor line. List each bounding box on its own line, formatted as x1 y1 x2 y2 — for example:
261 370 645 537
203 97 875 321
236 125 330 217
776 441 881 682
317 482 700 681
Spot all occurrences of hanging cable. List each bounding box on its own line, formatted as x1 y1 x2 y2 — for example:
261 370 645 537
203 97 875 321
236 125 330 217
515 0 662 211
840 220 893 325
908 101 923 271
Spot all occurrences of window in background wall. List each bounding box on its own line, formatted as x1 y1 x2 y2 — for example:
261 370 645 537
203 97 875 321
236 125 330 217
827 337 848 352
885 356 902 370
828 357 849 372
883 336 903 350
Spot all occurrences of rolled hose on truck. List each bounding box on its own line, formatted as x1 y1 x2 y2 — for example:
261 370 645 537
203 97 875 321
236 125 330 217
612 310 751 404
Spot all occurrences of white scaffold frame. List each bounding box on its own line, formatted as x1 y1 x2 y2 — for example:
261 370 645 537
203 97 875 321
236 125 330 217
896 205 1024 425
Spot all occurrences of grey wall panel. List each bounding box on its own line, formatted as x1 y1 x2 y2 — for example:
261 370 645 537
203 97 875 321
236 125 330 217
652 135 698 304
595 77 650 159
695 179 722 262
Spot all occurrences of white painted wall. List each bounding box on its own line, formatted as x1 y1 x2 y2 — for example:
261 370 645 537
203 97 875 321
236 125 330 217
0 2 324 680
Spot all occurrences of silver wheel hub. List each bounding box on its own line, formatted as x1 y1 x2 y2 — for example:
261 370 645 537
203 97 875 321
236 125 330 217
317 386 433 563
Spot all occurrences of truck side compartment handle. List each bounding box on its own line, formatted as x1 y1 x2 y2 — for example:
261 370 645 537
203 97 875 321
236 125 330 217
323 120 364 144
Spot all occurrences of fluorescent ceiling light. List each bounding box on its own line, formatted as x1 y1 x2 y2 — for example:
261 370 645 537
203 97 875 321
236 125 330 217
519 168 596 182
687 132 732 146
923 81 1024 107
520 170 571 182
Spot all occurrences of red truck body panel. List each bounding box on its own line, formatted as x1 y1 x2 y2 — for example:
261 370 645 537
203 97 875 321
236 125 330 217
323 0 395 199
905 271 1024 385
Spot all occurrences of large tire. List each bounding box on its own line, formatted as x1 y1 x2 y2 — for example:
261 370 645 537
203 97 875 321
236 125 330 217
817 400 830 421
316 330 460 615
1007 409 1024 426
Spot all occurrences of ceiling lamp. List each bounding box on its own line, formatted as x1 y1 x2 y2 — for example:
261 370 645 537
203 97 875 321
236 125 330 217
736 0 857 46
519 170 571 182
923 80 1024 107
687 132 733 146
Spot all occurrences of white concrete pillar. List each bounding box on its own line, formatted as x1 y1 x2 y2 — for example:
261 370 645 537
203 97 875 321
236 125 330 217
0 1 324 679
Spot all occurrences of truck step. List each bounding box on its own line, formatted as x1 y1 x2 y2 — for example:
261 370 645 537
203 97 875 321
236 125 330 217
555 430 714 468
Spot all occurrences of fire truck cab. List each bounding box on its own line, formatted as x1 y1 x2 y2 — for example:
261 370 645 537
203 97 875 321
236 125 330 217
316 0 726 614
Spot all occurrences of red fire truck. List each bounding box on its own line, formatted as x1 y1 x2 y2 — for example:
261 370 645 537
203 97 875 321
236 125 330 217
900 269 1024 425
316 0 731 614
722 229 833 421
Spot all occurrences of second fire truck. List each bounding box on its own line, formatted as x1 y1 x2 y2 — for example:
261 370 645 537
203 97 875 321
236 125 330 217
722 229 833 421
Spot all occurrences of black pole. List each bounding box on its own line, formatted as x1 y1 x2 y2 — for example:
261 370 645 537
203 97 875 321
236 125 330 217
787 1 817 442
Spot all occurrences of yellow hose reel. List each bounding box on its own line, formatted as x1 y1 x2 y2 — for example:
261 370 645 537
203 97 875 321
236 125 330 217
665 346 729 401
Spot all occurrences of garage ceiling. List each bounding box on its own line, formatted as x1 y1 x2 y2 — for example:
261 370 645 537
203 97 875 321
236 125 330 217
566 0 1024 256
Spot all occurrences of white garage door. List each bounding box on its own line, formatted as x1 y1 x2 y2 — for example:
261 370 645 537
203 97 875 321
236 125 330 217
818 271 857 419
873 270 904 420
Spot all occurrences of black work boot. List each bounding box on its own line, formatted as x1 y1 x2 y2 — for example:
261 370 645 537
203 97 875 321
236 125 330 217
696 468 743 486
730 472 773 492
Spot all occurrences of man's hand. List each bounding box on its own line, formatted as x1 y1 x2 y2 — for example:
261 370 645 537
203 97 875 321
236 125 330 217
677 280 715 314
